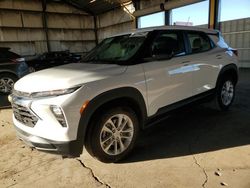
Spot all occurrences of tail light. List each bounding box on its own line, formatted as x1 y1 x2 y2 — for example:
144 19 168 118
231 49 238 57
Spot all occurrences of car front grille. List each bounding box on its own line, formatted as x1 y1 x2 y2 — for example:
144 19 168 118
12 103 38 127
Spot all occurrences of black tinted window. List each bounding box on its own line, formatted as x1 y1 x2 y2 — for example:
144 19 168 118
0 50 19 59
187 33 211 53
149 32 185 58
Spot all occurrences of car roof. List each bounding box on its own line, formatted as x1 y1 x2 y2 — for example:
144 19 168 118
111 25 218 37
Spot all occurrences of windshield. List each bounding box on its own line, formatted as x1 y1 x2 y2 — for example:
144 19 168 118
83 33 148 64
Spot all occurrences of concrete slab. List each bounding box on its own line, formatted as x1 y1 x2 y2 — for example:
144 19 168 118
0 110 105 188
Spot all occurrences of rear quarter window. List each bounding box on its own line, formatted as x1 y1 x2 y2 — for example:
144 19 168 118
187 32 212 53
208 34 229 49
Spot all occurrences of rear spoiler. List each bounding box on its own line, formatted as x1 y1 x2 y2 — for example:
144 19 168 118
207 30 238 56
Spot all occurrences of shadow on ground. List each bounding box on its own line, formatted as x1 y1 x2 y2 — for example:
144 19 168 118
0 94 10 109
122 69 250 163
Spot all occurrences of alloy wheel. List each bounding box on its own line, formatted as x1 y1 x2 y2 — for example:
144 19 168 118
221 80 234 106
0 77 15 93
100 114 134 156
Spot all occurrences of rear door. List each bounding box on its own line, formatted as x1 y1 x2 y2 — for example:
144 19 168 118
184 31 221 95
142 30 193 116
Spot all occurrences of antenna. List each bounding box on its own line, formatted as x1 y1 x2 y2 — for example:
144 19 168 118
186 16 190 26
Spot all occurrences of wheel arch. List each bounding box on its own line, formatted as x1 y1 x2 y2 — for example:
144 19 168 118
0 70 18 78
75 87 147 155
216 64 239 87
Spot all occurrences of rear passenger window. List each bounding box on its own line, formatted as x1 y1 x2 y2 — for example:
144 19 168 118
188 33 211 53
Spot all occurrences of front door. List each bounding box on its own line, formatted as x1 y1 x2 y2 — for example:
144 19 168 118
142 30 193 116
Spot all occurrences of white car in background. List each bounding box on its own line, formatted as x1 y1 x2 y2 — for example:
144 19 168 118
9 26 238 163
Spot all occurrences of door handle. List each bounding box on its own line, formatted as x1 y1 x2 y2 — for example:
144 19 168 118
216 54 222 59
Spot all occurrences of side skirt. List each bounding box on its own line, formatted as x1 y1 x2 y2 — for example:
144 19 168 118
145 89 215 128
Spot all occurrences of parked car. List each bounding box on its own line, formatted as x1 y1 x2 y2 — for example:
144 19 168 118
26 51 82 72
0 47 29 94
9 26 238 163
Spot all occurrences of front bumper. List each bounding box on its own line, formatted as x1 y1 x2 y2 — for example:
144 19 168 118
14 124 82 157
9 89 88 157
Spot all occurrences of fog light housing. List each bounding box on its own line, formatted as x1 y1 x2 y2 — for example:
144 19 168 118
8 94 13 103
50 105 67 127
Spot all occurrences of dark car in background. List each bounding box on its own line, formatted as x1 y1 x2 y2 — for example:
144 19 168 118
0 47 29 94
26 51 82 72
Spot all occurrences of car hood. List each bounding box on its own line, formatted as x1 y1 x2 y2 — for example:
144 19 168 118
14 63 127 93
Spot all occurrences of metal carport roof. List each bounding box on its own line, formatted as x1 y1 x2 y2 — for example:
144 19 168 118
62 0 132 15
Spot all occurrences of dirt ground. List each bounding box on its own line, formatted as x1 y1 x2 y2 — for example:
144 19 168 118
0 69 250 188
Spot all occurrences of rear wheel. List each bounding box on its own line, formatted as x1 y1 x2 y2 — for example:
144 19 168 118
215 76 236 111
0 73 17 94
85 107 139 163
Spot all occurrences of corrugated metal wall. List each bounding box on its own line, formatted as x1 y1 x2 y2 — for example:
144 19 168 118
0 0 95 56
96 8 134 41
221 18 250 68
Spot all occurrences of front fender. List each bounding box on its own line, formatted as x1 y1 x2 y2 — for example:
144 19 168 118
73 87 147 156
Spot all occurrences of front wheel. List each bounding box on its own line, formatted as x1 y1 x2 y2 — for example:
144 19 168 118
85 107 139 163
215 77 236 111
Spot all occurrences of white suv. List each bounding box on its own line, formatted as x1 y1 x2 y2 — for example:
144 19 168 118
9 26 238 163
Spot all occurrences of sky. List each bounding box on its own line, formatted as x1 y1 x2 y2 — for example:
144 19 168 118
138 12 165 28
138 0 250 28
220 0 250 21
171 0 209 26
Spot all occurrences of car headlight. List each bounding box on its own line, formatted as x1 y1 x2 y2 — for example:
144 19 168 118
30 85 81 98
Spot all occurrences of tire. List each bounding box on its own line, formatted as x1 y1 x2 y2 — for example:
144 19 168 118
214 76 236 111
85 107 139 163
0 73 18 94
